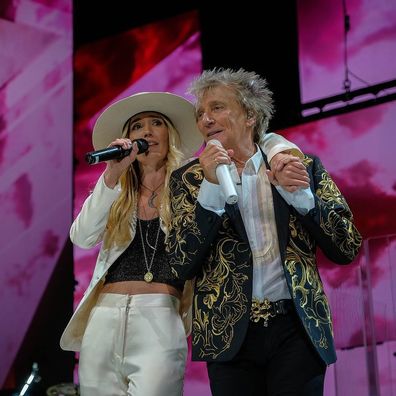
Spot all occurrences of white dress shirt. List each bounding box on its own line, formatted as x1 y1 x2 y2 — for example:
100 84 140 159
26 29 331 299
197 146 314 301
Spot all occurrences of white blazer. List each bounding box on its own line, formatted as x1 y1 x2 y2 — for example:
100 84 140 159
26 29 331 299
60 133 302 351
60 173 138 351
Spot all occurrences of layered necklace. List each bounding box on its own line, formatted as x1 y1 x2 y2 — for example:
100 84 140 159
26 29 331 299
138 180 163 283
140 181 164 208
138 217 161 283
232 156 247 167
232 149 255 176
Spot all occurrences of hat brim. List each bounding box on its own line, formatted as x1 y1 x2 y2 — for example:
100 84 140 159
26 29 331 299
92 92 203 159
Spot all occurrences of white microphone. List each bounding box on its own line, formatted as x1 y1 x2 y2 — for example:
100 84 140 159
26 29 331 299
207 139 238 204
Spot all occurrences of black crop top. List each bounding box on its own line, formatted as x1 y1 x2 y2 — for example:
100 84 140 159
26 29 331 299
104 217 184 292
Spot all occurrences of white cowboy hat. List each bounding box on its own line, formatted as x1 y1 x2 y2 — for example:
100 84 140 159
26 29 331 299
92 92 202 159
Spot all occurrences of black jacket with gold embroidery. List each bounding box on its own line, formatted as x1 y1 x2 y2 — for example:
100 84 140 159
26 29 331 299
167 154 362 364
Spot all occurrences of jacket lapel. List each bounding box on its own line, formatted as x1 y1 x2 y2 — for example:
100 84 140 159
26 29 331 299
225 203 249 243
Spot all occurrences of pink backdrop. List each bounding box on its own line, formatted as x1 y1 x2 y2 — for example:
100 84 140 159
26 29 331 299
298 0 396 103
0 0 73 388
1 0 395 394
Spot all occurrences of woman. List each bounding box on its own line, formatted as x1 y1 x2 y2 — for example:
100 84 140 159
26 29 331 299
60 91 305 396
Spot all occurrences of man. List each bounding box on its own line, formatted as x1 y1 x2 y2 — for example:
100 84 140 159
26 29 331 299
167 68 362 395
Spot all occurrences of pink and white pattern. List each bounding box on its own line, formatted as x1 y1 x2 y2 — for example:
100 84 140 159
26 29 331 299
0 0 73 387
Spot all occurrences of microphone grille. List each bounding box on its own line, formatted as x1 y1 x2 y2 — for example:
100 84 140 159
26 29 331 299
135 138 149 154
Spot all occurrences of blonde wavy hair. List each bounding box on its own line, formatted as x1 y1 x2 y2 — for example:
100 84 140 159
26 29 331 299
104 113 183 249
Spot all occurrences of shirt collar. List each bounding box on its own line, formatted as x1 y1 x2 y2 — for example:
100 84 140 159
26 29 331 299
245 144 263 174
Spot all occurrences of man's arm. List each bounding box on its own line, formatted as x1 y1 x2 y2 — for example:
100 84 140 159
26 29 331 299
297 155 362 264
166 165 224 280
70 173 121 248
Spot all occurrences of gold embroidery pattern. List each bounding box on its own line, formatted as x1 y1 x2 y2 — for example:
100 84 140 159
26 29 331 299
168 162 251 360
285 230 332 351
311 157 362 260
289 214 315 250
195 220 250 359
284 155 362 354
168 155 361 363
168 164 203 266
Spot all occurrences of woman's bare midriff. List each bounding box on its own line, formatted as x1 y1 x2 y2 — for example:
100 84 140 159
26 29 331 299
101 280 182 299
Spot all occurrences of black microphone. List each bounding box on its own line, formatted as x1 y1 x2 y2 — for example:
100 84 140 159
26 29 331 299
85 139 149 165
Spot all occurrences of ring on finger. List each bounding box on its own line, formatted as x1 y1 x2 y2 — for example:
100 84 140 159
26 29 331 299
214 157 219 165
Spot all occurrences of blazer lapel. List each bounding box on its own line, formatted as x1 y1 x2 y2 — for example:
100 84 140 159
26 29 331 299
225 203 249 243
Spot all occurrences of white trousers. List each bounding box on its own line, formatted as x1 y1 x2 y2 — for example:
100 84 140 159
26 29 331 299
79 293 188 396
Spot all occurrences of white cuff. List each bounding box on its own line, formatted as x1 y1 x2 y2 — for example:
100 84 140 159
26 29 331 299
275 186 315 215
197 178 226 216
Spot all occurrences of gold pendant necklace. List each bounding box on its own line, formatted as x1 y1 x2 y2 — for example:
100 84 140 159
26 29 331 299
138 217 161 283
144 271 154 283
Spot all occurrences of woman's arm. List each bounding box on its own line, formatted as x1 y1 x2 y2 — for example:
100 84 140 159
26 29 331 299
70 173 121 248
